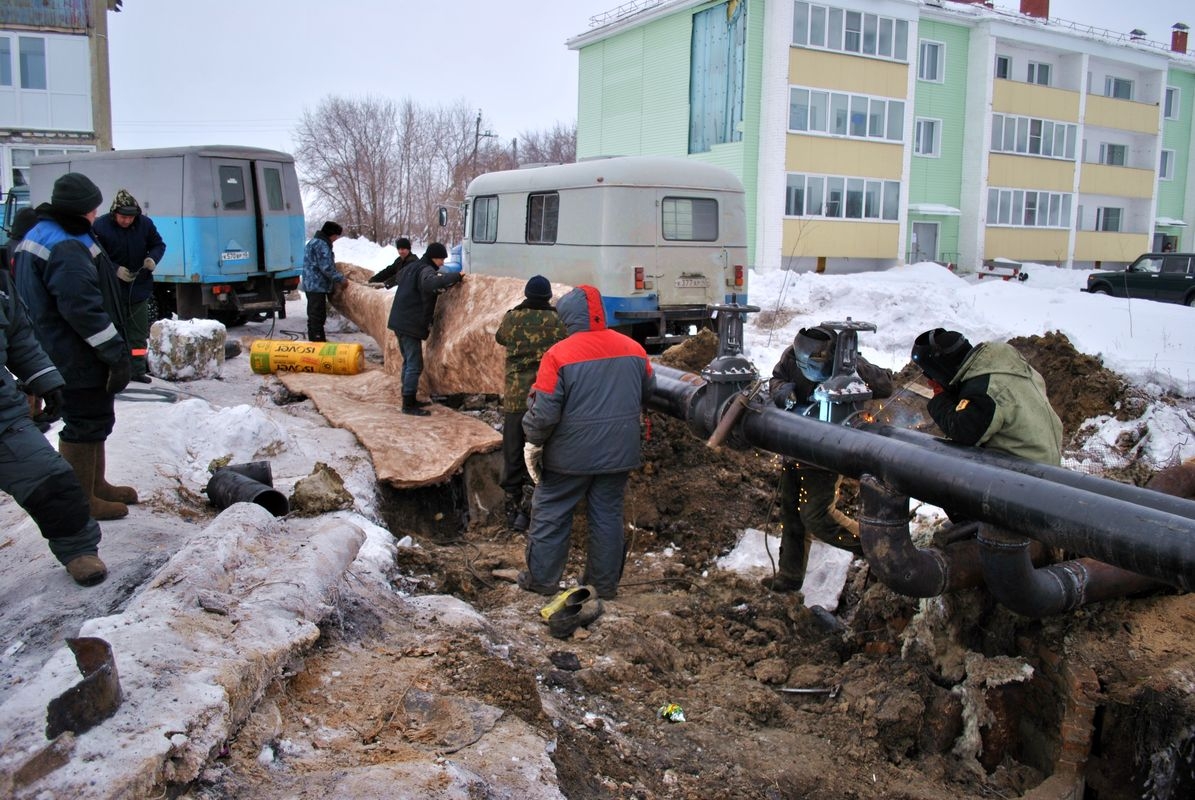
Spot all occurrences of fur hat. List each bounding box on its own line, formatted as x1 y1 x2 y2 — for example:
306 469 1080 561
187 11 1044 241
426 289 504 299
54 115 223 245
110 188 141 216
425 242 448 260
50 172 103 216
395 237 412 251
319 221 343 237
524 275 552 300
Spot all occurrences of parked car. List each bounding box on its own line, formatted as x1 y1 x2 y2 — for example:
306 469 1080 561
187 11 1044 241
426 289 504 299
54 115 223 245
1085 253 1195 306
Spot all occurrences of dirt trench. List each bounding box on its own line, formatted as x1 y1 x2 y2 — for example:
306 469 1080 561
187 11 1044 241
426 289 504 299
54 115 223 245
192 332 1195 800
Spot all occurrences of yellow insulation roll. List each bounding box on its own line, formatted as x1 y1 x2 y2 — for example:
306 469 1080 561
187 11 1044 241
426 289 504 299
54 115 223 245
249 340 364 375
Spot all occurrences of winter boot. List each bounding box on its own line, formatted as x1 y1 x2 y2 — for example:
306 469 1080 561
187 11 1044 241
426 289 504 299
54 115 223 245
95 440 138 505
58 440 128 520
402 394 430 417
65 554 108 587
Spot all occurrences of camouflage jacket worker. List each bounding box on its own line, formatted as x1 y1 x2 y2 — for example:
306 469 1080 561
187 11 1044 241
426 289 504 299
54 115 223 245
495 297 567 413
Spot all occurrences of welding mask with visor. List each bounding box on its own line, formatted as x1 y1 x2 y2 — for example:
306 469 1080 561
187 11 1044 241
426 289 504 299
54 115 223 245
793 326 836 383
910 328 972 386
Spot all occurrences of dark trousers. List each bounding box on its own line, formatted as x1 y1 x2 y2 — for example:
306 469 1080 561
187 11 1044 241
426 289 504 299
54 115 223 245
60 386 117 444
398 334 424 396
126 298 150 377
306 291 329 341
526 470 630 598
501 410 530 494
776 462 861 585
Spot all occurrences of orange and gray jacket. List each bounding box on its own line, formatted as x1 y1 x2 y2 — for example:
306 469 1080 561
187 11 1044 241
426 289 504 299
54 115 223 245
523 285 655 475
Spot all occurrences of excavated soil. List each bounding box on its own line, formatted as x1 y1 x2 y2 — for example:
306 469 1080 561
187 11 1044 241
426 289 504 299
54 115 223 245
195 333 1195 800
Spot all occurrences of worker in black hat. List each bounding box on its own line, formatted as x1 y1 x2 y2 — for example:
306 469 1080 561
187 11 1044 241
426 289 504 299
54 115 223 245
301 220 344 342
369 236 418 289
13 171 138 538
495 275 567 529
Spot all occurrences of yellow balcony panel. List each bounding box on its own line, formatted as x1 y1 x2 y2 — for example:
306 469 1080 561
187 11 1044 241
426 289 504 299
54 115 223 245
787 135 904 179
783 218 899 258
1085 95 1160 135
988 153 1075 192
992 80 1080 122
789 48 909 98
1074 230 1151 263
984 228 1070 262
1079 164 1156 198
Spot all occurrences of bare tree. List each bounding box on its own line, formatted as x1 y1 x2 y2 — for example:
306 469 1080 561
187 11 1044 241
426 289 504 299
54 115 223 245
516 121 577 166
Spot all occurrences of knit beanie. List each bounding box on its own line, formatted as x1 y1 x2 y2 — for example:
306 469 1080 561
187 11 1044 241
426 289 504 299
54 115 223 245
111 188 141 216
51 172 103 216
395 237 412 251
425 242 448 260
524 275 552 300
319 220 343 237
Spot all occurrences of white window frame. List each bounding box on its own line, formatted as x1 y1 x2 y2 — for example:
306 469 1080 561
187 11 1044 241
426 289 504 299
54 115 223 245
788 85 904 143
1099 142 1127 167
1096 207 1123 232
792 2 909 63
785 171 900 222
0 35 12 88
1160 149 1175 181
1165 87 1180 120
1027 61 1051 86
914 117 941 157
918 40 944 82
995 54 1011 80
1104 76 1133 101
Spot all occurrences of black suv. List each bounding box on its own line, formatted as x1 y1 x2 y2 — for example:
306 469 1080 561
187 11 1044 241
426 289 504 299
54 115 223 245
1085 253 1195 306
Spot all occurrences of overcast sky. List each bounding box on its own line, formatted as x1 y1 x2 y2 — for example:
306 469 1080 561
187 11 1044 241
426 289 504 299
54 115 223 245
107 0 1190 154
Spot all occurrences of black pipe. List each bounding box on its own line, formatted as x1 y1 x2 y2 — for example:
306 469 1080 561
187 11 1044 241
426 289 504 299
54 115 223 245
866 423 1195 521
977 524 1164 618
206 468 289 517
647 364 705 419
221 461 274 486
857 475 983 597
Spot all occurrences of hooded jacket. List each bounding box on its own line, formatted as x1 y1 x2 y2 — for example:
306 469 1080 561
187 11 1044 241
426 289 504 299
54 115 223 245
301 231 343 294
927 340 1063 464
522 286 655 475
92 212 166 304
386 253 462 340
13 208 129 389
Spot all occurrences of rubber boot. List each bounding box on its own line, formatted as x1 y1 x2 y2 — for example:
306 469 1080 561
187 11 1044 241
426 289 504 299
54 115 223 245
94 440 138 505
58 440 128 520
402 394 430 417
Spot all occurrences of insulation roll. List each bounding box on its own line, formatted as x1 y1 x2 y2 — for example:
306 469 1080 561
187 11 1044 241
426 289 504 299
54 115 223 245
249 340 364 375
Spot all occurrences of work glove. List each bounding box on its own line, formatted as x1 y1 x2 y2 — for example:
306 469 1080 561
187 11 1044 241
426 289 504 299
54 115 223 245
926 378 945 396
772 382 797 409
105 354 132 395
142 257 156 273
523 443 544 485
116 265 136 282
33 388 64 425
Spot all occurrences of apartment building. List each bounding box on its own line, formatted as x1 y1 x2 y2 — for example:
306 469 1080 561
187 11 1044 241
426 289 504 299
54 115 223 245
569 0 1194 272
0 0 121 198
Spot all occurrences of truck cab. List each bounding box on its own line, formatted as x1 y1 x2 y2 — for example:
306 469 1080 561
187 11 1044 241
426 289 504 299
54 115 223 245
1 186 32 272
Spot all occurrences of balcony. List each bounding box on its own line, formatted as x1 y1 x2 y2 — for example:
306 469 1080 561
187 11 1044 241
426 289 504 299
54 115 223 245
1079 163 1156 199
993 80 1080 123
1084 95 1160 135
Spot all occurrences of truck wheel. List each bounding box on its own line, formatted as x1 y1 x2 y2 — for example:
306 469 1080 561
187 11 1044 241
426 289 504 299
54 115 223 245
1091 286 1110 296
1186 294 1195 308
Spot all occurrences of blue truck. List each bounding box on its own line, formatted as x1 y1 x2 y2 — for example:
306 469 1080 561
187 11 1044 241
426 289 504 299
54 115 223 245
2 145 306 325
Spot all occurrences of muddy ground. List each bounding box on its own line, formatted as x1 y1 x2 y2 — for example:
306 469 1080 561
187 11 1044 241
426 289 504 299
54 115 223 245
188 332 1195 800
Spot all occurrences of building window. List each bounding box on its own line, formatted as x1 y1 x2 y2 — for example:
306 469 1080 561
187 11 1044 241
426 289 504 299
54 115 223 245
786 172 899 221
662 197 718 241
1104 76 1133 100
789 86 903 142
1160 149 1175 180
1027 61 1051 86
991 113 1076 160
793 2 908 62
914 118 940 156
18 36 46 91
1099 143 1127 166
8 146 94 190
471 195 498 243
0 37 12 87
918 40 944 82
986 188 1072 228
526 192 559 244
1096 207 1122 232
995 54 1011 79
1165 87 1180 120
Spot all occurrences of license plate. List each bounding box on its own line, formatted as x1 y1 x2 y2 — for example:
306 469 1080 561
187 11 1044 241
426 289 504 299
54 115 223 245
221 250 250 262
676 277 708 288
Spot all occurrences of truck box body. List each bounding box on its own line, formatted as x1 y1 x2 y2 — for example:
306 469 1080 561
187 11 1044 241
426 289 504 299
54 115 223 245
462 156 748 345
26 145 305 322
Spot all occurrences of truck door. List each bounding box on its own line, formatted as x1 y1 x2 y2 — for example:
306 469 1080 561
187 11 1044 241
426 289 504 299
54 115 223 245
252 160 291 272
210 159 257 279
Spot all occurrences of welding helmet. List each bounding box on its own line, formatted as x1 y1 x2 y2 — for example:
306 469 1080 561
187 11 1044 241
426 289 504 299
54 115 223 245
793 326 836 383
910 328 972 386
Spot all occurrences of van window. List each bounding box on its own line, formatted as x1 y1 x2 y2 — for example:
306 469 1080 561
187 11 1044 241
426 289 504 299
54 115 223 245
526 192 559 244
263 168 284 211
219 165 247 210
662 197 718 241
472 195 498 243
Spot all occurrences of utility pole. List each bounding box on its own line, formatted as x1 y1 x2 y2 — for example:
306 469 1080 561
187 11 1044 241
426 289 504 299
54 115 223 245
472 110 497 178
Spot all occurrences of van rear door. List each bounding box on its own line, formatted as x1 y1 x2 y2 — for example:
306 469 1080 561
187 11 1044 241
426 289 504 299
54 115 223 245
654 192 722 308
253 159 293 272
210 159 257 279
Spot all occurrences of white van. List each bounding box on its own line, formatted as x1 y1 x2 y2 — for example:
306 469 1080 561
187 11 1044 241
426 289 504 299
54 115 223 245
462 156 748 346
